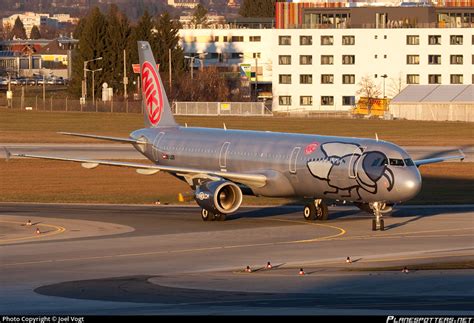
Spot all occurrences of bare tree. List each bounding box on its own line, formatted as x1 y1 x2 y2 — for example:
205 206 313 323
356 75 381 113
387 72 406 98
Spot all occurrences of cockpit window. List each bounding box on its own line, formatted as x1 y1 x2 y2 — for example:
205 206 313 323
371 158 381 167
404 158 415 166
389 159 405 166
380 158 388 166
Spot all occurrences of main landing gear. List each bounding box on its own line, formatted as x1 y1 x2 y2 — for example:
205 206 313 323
201 208 226 221
303 199 329 221
371 201 385 231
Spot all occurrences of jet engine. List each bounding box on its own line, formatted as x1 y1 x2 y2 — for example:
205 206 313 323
195 180 243 215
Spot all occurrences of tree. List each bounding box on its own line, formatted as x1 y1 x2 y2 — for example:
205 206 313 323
30 25 41 39
175 67 230 102
70 7 108 98
154 11 185 97
239 0 275 18
356 75 382 113
104 4 132 95
11 16 27 39
388 72 406 98
128 10 156 73
191 4 208 28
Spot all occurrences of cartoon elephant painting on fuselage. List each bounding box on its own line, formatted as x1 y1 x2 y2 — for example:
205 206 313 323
306 142 394 200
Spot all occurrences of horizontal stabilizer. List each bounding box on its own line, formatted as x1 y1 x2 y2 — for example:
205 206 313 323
59 132 143 144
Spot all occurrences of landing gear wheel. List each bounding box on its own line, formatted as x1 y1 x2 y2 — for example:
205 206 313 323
372 219 377 231
380 219 385 231
216 213 227 221
303 204 316 221
316 202 329 221
201 209 213 222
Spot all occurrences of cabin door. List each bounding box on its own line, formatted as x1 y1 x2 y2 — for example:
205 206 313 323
219 142 231 171
289 146 301 174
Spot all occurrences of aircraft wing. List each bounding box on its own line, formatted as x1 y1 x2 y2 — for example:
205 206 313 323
58 132 143 144
6 151 267 189
414 151 465 167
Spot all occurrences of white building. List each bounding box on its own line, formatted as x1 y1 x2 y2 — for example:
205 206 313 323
272 28 473 112
168 0 200 8
2 12 78 38
179 28 274 84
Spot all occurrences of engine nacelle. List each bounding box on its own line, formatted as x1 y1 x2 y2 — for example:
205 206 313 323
195 180 243 215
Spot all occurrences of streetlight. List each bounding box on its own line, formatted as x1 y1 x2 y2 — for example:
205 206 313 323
381 74 388 98
85 68 102 104
184 53 207 79
83 57 103 101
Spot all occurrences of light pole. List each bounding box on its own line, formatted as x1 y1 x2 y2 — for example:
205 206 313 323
381 74 387 98
85 68 102 105
185 53 208 79
83 57 103 101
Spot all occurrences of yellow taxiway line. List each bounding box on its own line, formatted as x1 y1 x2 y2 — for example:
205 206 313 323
0 220 66 244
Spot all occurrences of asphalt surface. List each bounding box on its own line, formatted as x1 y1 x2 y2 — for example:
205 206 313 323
0 203 473 315
1 143 472 162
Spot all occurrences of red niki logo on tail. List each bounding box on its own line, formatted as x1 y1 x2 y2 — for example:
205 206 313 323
142 61 163 126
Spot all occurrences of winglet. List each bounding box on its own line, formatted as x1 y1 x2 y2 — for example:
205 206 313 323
4 147 11 162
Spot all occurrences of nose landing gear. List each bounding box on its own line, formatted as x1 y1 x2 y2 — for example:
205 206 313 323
303 199 329 221
371 202 385 231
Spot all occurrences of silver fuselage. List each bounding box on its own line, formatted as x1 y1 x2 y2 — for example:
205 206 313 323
131 126 422 204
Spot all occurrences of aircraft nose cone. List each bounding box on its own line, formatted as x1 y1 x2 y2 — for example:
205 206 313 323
401 169 422 200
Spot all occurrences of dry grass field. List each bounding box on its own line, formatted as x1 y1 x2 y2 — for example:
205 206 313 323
1 159 472 205
1 110 473 146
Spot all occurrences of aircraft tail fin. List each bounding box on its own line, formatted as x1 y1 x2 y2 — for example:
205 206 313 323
138 41 177 128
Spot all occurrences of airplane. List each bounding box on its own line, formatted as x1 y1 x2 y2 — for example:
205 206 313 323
5 41 465 231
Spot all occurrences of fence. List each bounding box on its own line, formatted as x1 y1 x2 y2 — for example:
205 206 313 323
0 96 143 113
173 101 270 116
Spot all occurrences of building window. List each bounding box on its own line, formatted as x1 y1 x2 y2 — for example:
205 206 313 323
249 36 261 42
407 55 420 64
450 35 463 45
253 53 261 59
342 96 355 106
342 74 355 84
428 55 441 65
450 55 463 64
279 36 291 45
450 74 463 84
321 96 334 106
300 74 313 84
231 53 242 59
231 36 243 42
429 35 441 45
279 96 291 106
300 36 312 45
342 55 355 65
321 74 334 84
407 35 419 45
407 74 420 84
321 55 334 65
374 54 378 59
342 35 355 45
300 96 312 106
321 35 333 45
428 74 441 84
279 74 292 84
300 55 312 65
279 55 291 65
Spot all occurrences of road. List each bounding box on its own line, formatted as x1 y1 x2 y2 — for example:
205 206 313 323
0 203 473 315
